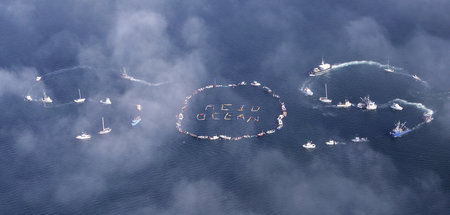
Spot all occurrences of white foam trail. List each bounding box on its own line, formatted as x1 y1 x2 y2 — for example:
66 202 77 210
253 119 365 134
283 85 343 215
332 60 428 86
132 78 171 87
332 60 386 69
392 98 434 116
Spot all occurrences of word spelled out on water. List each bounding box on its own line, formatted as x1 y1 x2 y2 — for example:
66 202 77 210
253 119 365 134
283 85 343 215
196 104 261 122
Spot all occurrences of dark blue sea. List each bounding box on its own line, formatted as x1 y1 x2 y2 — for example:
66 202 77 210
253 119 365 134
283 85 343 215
1 63 449 214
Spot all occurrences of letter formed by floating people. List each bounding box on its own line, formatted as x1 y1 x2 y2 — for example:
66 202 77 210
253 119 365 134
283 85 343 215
205 104 214 111
221 104 232 111
197 113 206 120
251 106 261 112
237 105 245 111
246 116 260 123
212 112 221 120
224 112 232 120
205 105 214 111
237 114 245 120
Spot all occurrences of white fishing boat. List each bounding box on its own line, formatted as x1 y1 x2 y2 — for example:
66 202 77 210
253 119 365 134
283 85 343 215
219 135 231 140
41 90 53 103
76 131 91 140
100 97 112 105
137 104 142 111
390 103 403 111
384 59 394 73
424 113 433 123
301 87 313 96
121 67 134 80
36 76 42 82
412 74 422 81
302 140 316 149
26 95 32 101
309 57 332 76
319 84 332 103
266 129 275 134
98 117 112 135
209 135 219 140
74 89 86 103
351 136 368 143
326 139 338 145
251 81 261 86
336 99 352 108
360 96 377 110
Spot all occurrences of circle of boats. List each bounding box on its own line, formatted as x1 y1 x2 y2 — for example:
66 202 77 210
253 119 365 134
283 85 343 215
301 58 433 146
176 81 287 141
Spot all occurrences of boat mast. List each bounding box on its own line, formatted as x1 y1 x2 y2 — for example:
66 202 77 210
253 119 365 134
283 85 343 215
325 84 328 98
78 89 81 99
102 117 105 130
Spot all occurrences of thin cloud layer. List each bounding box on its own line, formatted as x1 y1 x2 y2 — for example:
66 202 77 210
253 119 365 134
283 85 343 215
0 0 449 214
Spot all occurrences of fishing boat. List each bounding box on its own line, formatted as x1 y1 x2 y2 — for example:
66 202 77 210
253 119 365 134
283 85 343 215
137 104 142 111
326 139 338 145
100 97 112 105
302 140 316 149
351 136 369 143
390 103 403 111
121 67 134 80
336 99 352 108
131 116 142 126
257 131 265 137
36 76 42 82
412 74 421 81
98 117 112 135
198 136 208 139
209 135 219 140
74 89 86 103
26 95 32 101
219 135 231 140
238 81 247 86
360 96 377 110
251 81 261 86
424 113 433 123
301 87 313 96
263 86 272 93
384 59 394 73
319 84 332 103
266 129 275 134
309 57 332 76
41 90 53 103
76 131 91 140
390 121 412 138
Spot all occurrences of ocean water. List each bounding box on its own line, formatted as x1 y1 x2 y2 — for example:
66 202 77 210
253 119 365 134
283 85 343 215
1 63 449 214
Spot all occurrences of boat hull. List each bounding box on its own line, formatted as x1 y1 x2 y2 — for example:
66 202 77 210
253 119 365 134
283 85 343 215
391 129 412 138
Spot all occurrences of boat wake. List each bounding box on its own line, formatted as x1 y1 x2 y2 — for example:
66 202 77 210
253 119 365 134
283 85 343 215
331 60 428 86
128 78 171 87
392 98 434 116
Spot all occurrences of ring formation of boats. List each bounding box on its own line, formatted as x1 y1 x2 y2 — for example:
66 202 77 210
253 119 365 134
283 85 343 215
176 81 287 140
